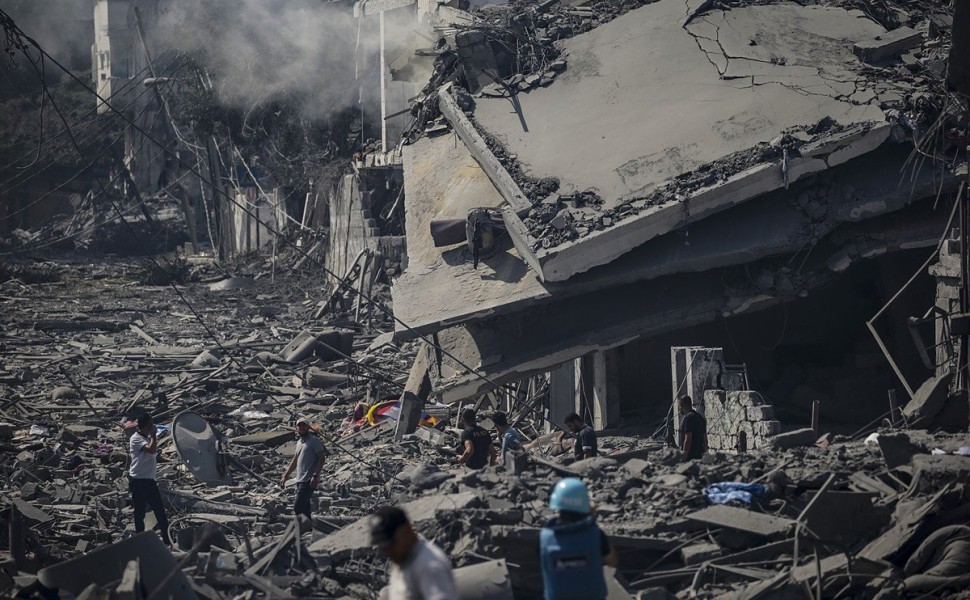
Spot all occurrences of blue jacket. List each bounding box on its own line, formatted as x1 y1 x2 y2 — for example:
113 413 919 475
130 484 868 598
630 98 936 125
540 516 608 600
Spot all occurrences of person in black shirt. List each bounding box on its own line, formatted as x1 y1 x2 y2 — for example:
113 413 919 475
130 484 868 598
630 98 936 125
678 395 708 461
564 413 598 461
457 408 496 469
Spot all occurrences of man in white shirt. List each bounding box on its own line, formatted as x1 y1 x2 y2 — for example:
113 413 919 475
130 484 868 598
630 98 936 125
281 417 327 520
370 506 457 600
128 413 171 545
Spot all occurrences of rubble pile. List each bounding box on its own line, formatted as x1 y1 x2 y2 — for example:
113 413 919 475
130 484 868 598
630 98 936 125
0 274 970 600
1 258 968 598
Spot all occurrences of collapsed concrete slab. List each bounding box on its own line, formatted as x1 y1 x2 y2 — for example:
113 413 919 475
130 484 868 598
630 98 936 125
393 135 961 340
423 204 946 402
38 532 198 599
456 0 895 281
307 492 480 557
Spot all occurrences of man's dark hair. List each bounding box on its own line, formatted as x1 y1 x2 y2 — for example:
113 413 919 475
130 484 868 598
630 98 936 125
370 506 410 546
461 408 477 423
564 412 582 424
137 413 153 430
492 411 509 427
679 395 693 408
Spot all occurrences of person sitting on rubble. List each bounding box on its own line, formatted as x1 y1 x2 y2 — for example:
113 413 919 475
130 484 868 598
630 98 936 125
456 408 496 469
128 413 172 546
370 506 458 600
678 395 708 462
492 411 522 465
564 412 598 461
280 417 328 521
540 478 618 600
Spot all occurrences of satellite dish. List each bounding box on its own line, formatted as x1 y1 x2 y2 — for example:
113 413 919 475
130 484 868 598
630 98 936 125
172 411 233 486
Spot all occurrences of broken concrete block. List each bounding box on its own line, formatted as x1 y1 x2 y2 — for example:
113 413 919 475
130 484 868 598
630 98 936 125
305 368 345 389
800 490 890 546
853 27 922 63
876 432 926 470
636 588 678 600
911 455 970 494
231 430 294 447
902 374 949 427
13 499 53 526
746 405 774 421
686 505 796 538
753 420 781 437
38 532 197 598
191 349 221 368
770 428 817 449
453 559 514 600
570 456 617 477
51 386 78 401
681 542 721 566
623 458 650 477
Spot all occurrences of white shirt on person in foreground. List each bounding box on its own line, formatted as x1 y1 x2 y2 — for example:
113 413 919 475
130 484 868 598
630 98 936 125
386 535 457 600
129 431 157 479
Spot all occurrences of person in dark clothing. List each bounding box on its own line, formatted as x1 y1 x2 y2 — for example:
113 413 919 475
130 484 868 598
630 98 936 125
540 478 618 600
564 413 598 460
457 408 496 469
678 395 708 461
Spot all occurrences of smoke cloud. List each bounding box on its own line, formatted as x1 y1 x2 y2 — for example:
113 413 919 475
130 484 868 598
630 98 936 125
1 0 94 71
156 0 414 120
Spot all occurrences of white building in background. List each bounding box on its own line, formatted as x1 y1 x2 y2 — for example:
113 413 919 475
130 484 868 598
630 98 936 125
91 0 172 196
92 0 134 112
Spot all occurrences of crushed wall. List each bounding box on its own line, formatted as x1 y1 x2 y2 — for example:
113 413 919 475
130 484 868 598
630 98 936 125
703 390 781 452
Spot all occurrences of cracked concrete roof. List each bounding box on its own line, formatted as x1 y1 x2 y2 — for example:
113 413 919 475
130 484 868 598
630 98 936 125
471 0 888 208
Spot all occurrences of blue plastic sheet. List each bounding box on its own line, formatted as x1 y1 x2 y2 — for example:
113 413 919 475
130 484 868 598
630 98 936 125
704 482 769 505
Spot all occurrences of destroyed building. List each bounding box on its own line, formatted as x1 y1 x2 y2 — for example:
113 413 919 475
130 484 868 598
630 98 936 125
0 0 969 598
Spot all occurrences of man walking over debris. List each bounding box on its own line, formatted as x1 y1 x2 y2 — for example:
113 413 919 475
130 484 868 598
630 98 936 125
128 413 172 546
456 408 496 469
492 411 522 465
281 417 327 520
564 412 598 461
678 395 708 461
370 506 458 600
540 478 618 600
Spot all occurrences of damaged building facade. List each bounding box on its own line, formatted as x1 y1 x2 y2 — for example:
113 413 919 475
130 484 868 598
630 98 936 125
382 0 970 443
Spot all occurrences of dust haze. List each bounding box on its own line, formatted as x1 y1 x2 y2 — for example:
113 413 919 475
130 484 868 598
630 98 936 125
156 0 416 120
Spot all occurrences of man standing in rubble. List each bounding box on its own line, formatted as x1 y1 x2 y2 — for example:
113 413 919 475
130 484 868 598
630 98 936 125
564 412 598 461
540 478 618 600
128 413 172 546
370 506 458 600
492 411 522 465
456 408 496 469
281 417 327 520
678 395 708 461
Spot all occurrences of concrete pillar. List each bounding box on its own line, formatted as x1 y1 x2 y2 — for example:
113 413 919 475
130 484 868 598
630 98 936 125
949 0 970 96
590 349 621 431
547 359 580 433
395 343 432 440
670 347 725 444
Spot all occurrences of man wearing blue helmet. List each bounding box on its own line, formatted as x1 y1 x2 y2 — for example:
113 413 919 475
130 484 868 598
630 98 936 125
540 478 618 600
